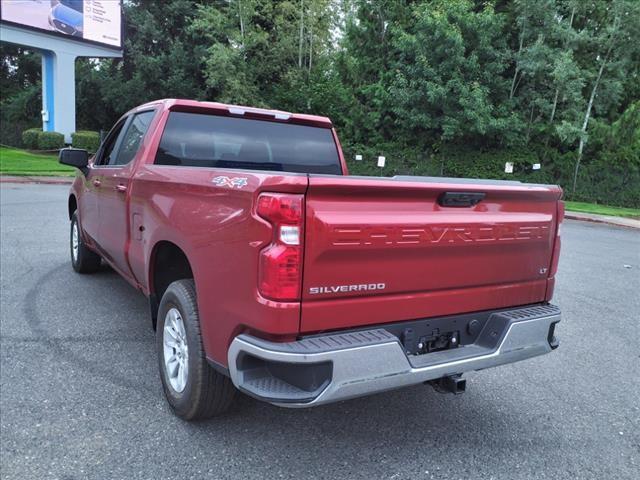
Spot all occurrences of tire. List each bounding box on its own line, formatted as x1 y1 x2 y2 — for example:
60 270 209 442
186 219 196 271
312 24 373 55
70 211 101 273
157 279 235 420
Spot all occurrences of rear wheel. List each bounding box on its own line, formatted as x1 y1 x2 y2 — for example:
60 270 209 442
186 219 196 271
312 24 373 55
70 211 101 273
157 279 235 420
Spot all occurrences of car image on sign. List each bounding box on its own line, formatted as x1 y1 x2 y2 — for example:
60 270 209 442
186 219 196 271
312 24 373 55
48 0 83 37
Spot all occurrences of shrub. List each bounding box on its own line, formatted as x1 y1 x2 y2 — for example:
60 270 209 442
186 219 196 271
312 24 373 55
343 141 639 207
344 141 441 177
36 131 65 150
21 128 41 149
71 130 101 153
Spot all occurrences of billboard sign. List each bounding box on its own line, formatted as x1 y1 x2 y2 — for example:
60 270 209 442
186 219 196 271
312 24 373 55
1 0 122 49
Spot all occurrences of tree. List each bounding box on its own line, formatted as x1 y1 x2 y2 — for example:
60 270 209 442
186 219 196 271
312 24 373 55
569 0 640 193
505 0 584 147
190 0 337 112
335 0 413 145
75 0 210 130
389 0 512 146
0 44 41 144
1 0 638 206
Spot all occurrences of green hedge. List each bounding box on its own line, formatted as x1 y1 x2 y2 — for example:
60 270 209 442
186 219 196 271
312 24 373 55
344 142 639 208
71 130 101 153
570 153 640 208
21 128 66 150
21 128 41 149
36 131 65 150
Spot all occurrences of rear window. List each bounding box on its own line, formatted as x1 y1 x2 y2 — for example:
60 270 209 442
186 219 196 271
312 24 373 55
154 111 342 175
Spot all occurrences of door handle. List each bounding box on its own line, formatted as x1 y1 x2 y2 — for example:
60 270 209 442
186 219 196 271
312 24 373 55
115 184 127 193
92 179 101 187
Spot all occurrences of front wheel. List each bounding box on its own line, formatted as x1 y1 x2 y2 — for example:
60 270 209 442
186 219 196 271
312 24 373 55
70 211 101 273
157 279 235 420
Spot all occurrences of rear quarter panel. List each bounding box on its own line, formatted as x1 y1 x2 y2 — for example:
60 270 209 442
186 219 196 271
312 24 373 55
129 164 307 366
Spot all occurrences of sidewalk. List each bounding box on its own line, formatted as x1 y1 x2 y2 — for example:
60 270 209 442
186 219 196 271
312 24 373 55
0 175 73 185
565 211 640 229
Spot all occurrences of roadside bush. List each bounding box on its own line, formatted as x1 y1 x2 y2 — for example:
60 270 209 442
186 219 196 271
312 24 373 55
345 143 556 184
36 131 65 150
344 141 442 177
566 102 640 207
570 152 640 208
21 128 41 149
436 145 557 185
71 130 101 153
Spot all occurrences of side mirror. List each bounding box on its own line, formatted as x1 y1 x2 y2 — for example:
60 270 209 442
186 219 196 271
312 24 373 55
59 148 89 174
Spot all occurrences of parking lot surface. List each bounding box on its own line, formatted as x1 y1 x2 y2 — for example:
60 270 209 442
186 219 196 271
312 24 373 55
1 183 639 480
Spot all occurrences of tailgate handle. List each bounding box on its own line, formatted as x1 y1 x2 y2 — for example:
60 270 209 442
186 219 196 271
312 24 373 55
438 192 485 207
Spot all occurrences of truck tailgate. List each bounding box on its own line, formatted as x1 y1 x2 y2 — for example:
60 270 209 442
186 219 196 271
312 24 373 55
300 175 562 333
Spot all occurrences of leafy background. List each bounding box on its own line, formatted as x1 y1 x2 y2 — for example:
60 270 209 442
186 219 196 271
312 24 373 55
1 0 638 206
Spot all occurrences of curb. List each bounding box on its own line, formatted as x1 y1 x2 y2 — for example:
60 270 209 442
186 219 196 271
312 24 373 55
564 212 640 229
0 175 74 185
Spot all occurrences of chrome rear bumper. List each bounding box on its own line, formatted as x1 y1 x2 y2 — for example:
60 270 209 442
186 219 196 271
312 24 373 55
228 304 560 407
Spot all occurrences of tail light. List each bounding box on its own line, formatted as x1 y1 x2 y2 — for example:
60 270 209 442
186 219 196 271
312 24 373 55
549 201 564 277
257 193 304 301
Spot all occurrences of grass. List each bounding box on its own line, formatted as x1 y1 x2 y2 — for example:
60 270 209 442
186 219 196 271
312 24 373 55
0 146 75 177
564 200 640 219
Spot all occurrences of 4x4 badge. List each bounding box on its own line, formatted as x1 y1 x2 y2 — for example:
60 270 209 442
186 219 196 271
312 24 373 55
212 176 248 189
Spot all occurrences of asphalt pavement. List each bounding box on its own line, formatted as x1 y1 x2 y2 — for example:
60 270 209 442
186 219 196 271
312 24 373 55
1 183 639 480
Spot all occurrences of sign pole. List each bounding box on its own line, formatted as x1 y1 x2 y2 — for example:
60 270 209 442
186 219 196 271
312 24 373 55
0 20 122 143
41 50 78 141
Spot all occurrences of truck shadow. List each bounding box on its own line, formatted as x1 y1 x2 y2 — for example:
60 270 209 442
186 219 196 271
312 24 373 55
185 384 549 475
24 262 155 395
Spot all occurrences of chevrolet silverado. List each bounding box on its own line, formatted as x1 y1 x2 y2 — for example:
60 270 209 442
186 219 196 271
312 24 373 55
60 99 563 420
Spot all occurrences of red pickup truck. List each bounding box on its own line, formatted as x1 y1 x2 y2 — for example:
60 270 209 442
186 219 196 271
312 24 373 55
60 99 563 420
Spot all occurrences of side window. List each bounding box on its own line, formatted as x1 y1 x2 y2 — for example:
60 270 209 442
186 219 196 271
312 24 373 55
96 120 126 166
112 110 155 166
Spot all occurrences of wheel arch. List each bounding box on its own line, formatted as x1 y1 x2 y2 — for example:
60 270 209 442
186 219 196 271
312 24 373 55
148 240 194 330
68 194 77 219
